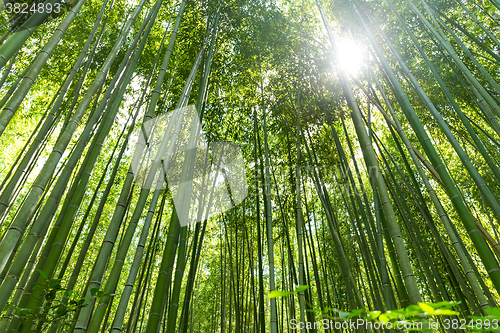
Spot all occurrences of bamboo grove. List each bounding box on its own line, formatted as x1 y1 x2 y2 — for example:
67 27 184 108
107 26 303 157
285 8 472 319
1 0 500 331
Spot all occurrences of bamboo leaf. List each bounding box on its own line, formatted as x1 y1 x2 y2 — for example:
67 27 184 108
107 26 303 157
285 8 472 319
435 309 459 316
37 270 48 280
418 302 436 315
268 290 294 299
295 285 309 293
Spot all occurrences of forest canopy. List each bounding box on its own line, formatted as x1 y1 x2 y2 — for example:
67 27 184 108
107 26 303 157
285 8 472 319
1 0 500 331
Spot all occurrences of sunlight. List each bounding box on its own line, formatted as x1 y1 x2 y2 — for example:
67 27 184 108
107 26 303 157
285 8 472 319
335 38 365 76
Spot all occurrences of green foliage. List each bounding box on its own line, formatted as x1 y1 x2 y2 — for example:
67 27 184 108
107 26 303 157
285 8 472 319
8 270 88 332
89 287 116 299
268 286 500 332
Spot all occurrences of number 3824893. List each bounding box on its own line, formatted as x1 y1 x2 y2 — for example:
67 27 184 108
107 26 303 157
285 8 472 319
443 318 499 330
6 2 61 14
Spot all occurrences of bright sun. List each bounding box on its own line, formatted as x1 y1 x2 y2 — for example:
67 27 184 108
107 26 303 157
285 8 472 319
335 39 365 76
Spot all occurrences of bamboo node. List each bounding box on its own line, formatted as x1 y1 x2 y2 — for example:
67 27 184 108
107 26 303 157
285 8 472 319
9 226 23 234
468 229 481 235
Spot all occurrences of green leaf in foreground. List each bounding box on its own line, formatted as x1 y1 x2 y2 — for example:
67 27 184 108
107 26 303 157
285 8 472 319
268 290 294 298
268 285 309 299
295 285 309 293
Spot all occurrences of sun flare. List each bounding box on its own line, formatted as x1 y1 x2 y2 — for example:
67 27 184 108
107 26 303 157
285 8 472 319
335 38 366 76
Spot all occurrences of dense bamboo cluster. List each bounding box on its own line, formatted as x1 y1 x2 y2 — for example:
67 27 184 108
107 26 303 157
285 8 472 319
0 0 500 331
